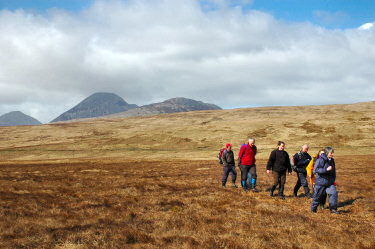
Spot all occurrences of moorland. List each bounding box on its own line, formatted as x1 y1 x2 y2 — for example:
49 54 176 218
1 101 375 248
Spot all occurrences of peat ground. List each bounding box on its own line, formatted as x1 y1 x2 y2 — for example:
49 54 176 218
1 155 374 249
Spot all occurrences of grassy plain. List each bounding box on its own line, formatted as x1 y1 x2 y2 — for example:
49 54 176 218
0 101 375 161
0 101 375 248
1 157 375 248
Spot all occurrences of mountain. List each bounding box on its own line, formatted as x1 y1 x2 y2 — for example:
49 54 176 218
0 111 42 126
51 92 138 123
109 97 222 118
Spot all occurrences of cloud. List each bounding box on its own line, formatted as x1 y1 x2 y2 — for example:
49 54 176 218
358 22 374 30
0 0 374 123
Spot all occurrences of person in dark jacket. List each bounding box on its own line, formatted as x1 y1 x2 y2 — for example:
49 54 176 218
293 144 312 197
221 143 238 188
238 138 257 192
266 141 292 199
311 147 339 214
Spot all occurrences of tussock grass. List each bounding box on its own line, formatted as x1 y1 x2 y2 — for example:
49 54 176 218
1 156 374 248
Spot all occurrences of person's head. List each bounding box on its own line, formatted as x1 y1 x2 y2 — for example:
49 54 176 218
317 149 325 158
324 147 334 158
226 143 232 151
249 138 255 147
278 141 285 151
301 144 309 153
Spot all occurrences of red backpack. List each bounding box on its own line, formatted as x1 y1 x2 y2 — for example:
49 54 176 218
218 148 227 164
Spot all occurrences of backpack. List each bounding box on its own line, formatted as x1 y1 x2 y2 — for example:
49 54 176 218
238 144 248 159
218 148 227 164
237 144 248 166
291 151 302 172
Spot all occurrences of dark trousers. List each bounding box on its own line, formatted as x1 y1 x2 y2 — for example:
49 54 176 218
294 172 310 195
272 171 286 187
241 164 256 182
222 166 237 184
271 171 286 196
311 184 338 211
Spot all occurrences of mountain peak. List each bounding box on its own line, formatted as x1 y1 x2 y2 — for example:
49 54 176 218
51 92 138 122
0 111 42 127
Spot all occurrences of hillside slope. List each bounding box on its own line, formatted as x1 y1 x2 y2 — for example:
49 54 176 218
1 101 374 160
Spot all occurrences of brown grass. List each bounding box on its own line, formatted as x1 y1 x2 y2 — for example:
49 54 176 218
0 101 375 248
1 156 375 248
0 101 375 161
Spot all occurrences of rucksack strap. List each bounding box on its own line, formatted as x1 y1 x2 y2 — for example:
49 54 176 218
240 144 248 159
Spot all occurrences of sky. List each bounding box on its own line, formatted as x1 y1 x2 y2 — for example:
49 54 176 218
0 0 374 123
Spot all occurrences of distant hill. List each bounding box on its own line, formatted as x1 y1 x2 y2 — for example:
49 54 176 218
0 111 42 126
51 92 138 123
1 100 375 161
110 97 222 118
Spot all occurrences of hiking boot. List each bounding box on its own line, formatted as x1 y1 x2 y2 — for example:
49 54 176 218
222 183 226 188
330 209 340 214
241 180 248 191
304 187 311 197
232 182 238 188
319 204 325 210
278 185 285 199
270 185 276 197
251 188 258 193
293 192 298 197
311 209 317 213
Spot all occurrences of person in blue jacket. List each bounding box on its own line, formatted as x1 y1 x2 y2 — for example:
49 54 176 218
311 147 339 214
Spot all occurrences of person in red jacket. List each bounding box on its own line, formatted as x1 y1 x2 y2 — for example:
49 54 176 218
238 138 258 192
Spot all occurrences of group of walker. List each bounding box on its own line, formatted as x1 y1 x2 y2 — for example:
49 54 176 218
219 138 339 214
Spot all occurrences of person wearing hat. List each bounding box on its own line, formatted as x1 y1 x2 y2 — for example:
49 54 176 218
238 138 258 192
221 143 238 188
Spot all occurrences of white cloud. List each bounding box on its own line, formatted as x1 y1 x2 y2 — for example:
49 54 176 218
0 0 374 123
358 22 374 30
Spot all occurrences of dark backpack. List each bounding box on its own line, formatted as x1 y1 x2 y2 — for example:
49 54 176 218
218 148 227 164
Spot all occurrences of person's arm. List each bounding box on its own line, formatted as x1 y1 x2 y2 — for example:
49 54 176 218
266 150 275 171
295 153 310 167
314 159 329 174
222 151 228 167
239 145 245 159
